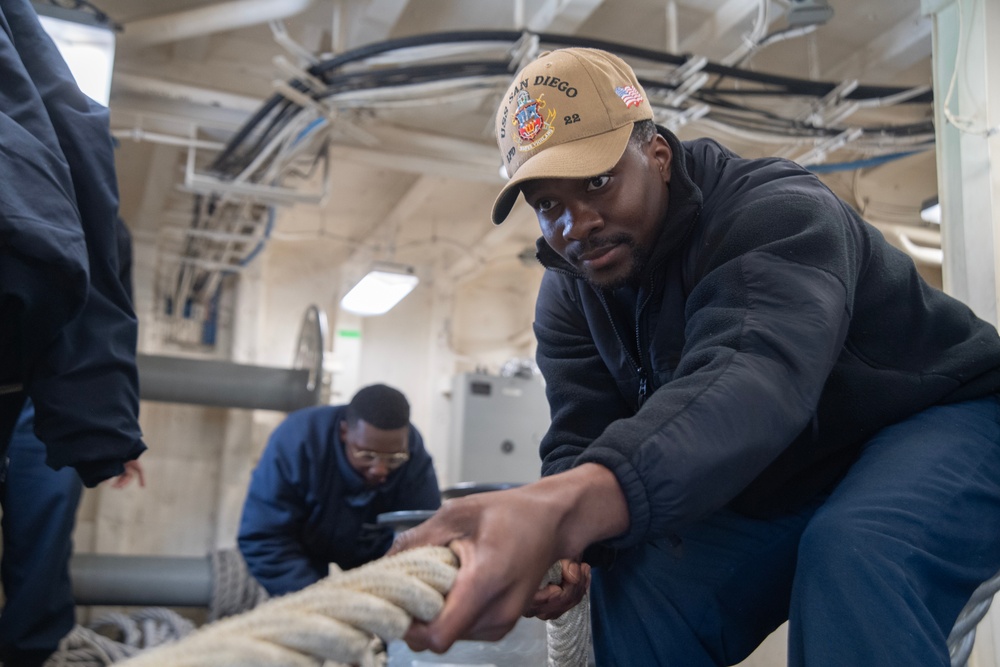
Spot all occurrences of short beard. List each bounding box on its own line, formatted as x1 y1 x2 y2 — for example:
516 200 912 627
584 241 650 291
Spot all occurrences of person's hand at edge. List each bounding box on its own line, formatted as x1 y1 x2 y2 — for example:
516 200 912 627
109 459 145 489
387 463 628 653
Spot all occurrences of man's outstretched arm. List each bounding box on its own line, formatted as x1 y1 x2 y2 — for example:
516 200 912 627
388 462 628 653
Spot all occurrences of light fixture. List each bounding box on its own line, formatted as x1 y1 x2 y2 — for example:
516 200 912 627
34 3 116 106
340 263 419 316
920 196 941 225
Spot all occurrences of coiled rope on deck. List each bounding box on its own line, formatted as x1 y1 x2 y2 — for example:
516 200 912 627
43 608 195 666
113 545 457 667
44 548 267 667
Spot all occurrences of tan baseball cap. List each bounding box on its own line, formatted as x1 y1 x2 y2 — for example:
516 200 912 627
491 47 653 224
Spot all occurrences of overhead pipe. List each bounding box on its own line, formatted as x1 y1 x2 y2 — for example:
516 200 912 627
137 355 319 412
113 73 263 113
122 0 315 47
137 305 326 412
71 553 212 607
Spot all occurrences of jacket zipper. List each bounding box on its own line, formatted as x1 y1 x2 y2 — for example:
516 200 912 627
634 281 654 407
538 196 702 411
545 232 686 409
597 283 655 408
631 208 701 406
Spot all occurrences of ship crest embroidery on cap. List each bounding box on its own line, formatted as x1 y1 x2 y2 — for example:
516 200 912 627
512 90 556 152
615 85 643 108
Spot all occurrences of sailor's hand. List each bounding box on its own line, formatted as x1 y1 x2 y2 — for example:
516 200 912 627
387 463 628 654
525 559 590 621
389 486 559 650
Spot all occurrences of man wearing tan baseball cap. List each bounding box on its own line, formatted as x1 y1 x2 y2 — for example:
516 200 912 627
391 46 1000 667
491 48 654 225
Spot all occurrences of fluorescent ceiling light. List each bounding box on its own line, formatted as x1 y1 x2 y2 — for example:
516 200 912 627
340 264 419 316
35 4 115 106
920 196 941 225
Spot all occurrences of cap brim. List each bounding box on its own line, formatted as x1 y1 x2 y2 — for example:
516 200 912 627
490 123 635 224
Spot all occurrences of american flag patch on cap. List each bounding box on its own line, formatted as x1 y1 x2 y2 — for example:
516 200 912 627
615 85 643 108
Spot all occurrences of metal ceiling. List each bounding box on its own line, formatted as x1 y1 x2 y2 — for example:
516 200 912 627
67 0 939 344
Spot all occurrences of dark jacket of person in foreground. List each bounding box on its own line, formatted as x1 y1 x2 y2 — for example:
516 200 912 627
0 0 145 483
535 127 1000 549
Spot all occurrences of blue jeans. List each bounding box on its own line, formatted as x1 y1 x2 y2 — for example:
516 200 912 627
589 396 1000 666
0 401 83 666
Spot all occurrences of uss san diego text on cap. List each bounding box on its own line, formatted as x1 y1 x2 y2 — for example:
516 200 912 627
491 48 653 224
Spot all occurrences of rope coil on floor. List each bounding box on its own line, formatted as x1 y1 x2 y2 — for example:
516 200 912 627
113 545 457 667
44 608 196 667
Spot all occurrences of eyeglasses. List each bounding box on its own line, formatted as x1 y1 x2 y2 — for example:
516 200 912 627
349 447 410 469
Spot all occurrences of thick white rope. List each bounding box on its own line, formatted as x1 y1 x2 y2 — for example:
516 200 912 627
949 569 1000 667
547 597 590 667
113 545 457 667
46 546 593 666
209 548 269 621
50 543 996 667
543 561 590 667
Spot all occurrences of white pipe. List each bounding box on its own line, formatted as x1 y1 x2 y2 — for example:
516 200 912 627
111 127 226 150
514 0 525 30
114 72 262 112
123 0 315 46
666 1 678 54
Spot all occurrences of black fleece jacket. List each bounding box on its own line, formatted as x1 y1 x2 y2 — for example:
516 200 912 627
533 127 1000 550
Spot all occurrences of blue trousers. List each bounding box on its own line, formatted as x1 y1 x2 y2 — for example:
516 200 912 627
0 401 82 666
589 396 1000 667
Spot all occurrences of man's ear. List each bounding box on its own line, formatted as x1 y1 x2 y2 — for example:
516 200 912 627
650 134 672 184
